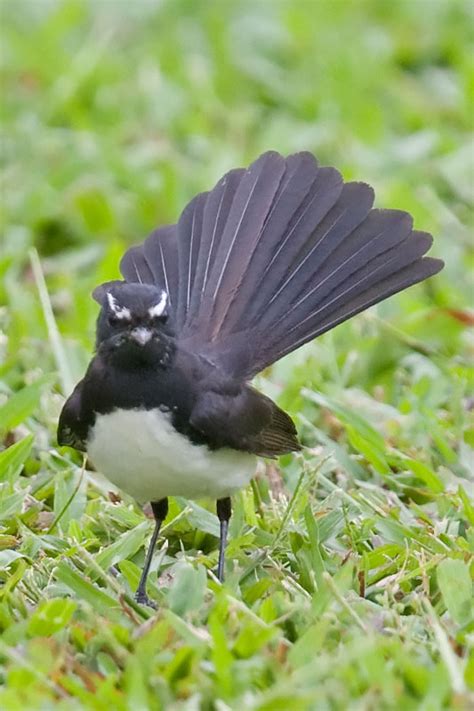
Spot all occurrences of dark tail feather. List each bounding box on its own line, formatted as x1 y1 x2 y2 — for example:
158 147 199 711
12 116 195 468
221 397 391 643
263 235 439 366
120 245 155 285
266 259 442 367
243 181 376 335
196 151 286 341
203 253 442 379
120 227 181 314
185 167 245 327
143 226 179 310
182 153 345 341
208 157 344 339
175 192 208 329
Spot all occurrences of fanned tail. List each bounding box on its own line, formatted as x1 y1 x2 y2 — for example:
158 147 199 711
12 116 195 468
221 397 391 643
118 151 444 380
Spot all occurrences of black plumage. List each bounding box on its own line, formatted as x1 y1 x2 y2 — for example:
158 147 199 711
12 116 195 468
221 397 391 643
58 150 443 604
119 151 442 378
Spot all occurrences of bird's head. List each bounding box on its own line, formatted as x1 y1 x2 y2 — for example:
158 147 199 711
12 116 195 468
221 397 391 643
93 281 175 368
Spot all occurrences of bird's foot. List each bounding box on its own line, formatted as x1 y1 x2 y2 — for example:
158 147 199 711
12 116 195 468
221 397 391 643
134 591 157 609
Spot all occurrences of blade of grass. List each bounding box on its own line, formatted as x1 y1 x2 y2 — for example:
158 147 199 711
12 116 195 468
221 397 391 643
29 247 74 395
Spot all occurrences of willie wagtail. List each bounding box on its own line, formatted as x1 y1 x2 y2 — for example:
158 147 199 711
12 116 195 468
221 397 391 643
58 151 444 606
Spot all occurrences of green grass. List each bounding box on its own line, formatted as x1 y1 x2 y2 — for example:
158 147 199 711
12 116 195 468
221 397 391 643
1 0 473 708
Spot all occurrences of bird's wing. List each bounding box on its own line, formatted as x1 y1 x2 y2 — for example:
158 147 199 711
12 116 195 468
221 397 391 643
189 383 300 457
57 379 88 451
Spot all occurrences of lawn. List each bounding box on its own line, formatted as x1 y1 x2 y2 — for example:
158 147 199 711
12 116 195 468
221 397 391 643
0 0 473 709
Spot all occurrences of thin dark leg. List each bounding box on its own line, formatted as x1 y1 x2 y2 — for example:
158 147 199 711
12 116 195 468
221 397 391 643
135 498 168 607
216 497 232 583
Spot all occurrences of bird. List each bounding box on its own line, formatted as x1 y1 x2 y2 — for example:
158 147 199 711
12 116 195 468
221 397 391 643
57 150 444 606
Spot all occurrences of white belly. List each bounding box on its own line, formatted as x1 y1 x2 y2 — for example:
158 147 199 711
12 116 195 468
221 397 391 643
87 408 257 502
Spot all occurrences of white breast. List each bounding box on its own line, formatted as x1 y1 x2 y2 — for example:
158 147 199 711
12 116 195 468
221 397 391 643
87 408 257 502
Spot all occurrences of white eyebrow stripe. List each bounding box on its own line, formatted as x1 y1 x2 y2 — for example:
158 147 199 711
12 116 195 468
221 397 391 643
106 292 132 320
148 291 168 318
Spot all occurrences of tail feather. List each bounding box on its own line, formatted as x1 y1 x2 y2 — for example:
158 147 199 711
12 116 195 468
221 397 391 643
175 192 208 329
269 231 433 357
245 181 376 334
120 245 155 285
199 152 286 340
270 206 411 303
116 151 444 380
213 158 344 338
270 257 442 363
186 167 245 326
264 209 413 331
143 226 179 310
200 152 318 336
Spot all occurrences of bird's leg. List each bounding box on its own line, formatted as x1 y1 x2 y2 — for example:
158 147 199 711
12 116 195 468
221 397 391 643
216 497 232 583
135 497 168 607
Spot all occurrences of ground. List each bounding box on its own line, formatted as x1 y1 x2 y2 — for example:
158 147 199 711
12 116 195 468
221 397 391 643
0 1 473 709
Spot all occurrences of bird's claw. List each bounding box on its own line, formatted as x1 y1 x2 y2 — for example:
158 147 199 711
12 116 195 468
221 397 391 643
134 591 157 609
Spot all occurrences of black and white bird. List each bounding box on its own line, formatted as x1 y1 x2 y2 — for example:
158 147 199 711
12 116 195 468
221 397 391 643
58 151 443 605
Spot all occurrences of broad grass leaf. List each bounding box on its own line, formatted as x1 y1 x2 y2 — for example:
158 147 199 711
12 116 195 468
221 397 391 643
117 559 141 593
437 558 473 627
177 499 220 537
393 456 444 493
303 390 387 450
346 425 391 475
28 598 77 636
304 505 325 589
123 655 150 711
54 561 117 613
458 486 474 526
0 434 34 483
0 376 55 433
233 619 277 658
209 599 234 698
53 468 87 532
95 521 149 571
168 562 206 616
0 550 26 569
0 492 25 521
316 509 345 543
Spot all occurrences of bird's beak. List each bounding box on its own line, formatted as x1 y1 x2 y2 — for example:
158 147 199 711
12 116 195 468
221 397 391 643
130 327 153 346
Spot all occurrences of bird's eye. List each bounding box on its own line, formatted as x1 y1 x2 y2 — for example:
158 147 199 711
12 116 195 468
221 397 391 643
108 314 122 327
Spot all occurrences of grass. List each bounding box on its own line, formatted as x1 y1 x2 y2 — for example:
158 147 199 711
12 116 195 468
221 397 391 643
0 0 473 708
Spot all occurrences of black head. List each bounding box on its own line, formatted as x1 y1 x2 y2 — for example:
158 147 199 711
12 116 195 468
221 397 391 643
92 281 175 369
